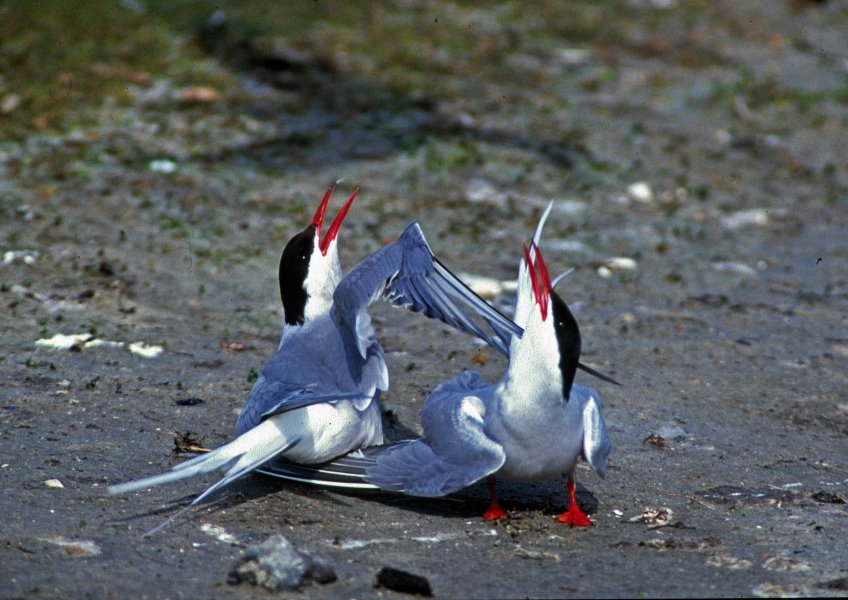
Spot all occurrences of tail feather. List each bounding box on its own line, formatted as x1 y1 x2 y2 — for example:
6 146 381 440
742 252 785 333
109 419 301 506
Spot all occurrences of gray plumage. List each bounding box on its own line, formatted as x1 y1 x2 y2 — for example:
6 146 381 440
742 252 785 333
110 191 523 528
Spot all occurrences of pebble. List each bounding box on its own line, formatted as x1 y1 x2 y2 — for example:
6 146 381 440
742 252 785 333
711 262 757 276
707 553 752 570
628 507 674 528
44 479 64 488
762 555 810 572
1 93 21 114
627 181 654 203
375 566 432 596
598 257 637 278
228 534 336 592
149 159 177 174
721 209 769 229
2 250 40 265
42 537 101 557
458 273 517 298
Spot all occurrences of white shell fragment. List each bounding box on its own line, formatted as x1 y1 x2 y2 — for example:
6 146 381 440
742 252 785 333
44 479 64 488
201 523 242 545
605 257 637 270
627 181 654 203
149 159 177 174
36 334 93 350
2 250 40 265
598 257 637 278
627 507 674 529
711 262 757 276
458 273 518 298
721 209 769 229
128 342 164 358
35 334 163 358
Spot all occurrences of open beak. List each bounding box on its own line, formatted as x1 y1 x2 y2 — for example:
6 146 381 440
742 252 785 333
523 242 552 320
311 184 359 256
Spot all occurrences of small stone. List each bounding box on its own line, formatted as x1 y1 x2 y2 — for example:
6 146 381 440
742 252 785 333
175 397 205 406
180 85 219 103
626 181 654 203
1 93 21 114
228 534 336 592
656 424 687 441
810 490 845 504
604 257 637 271
375 566 432 596
752 582 807 598
148 159 177 174
818 577 848 590
44 478 64 488
458 273 505 298
707 553 752 570
762 555 810 572
644 433 668 449
628 507 673 528
721 209 769 229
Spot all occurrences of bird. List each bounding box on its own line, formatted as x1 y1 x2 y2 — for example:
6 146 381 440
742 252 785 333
363 241 612 526
109 184 522 529
258 209 613 526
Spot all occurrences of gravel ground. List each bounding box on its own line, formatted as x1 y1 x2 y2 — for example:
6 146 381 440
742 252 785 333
2 1 848 598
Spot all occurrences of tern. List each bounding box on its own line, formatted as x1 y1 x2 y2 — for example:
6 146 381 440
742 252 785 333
261 217 613 526
109 184 521 525
364 242 611 526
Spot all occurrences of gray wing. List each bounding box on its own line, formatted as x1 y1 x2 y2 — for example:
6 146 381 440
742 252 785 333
365 371 506 497
334 222 521 358
572 384 612 477
256 441 412 489
237 373 370 435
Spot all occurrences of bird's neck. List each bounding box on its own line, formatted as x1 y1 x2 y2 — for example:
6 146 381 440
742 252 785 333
495 312 565 417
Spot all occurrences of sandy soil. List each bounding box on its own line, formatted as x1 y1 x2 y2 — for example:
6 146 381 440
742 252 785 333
2 1 848 597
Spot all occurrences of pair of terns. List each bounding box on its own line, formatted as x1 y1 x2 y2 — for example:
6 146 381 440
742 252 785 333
111 185 613 529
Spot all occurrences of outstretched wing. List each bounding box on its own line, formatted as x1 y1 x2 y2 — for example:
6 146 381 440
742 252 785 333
334 222 521 358
365 372 506 497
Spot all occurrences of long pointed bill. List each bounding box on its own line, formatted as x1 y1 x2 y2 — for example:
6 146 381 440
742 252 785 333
535 243 552 318
319 188 358 256
523 243 549 320
311 184 337 240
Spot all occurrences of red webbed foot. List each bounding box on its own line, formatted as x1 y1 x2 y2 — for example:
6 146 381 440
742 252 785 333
557 475 595 527
483 475 509 520
557 503 594 527
484 504 509 521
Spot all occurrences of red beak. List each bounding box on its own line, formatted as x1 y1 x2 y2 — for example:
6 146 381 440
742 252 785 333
311 184 359 256
523 242 551 320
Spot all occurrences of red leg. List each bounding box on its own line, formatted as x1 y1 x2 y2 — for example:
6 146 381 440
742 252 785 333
557 475 594 527
483 475 508 520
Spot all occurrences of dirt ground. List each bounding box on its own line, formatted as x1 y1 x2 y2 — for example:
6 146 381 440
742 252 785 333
2 1 848 598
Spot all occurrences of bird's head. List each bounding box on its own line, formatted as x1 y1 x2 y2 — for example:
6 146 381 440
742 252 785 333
514 242 581 400
278 184 358 326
